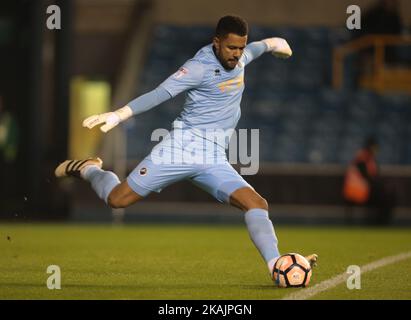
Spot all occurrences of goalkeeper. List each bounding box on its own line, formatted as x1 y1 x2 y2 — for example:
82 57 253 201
55 15 316 278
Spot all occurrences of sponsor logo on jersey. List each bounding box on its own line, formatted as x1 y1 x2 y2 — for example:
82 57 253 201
218 74 244 92
174 67 188 79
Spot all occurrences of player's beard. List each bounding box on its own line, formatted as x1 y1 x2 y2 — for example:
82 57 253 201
213 45 237 70
220 57 238 70
226 58 238 70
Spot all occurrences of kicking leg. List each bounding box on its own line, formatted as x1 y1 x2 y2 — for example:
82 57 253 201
189 164 281 276
230 187 318 271
229 187 280 275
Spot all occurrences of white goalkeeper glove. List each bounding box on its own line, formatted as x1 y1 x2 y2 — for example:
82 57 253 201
262 37 293 59
82 106 133 133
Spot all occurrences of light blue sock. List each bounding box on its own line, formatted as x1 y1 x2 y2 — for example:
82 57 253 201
82 166 120 204
245 208 280 272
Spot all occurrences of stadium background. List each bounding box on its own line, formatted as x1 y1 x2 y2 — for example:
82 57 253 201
1 0 411 225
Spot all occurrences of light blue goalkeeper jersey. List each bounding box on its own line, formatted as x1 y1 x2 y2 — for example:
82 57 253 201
159 43 266 134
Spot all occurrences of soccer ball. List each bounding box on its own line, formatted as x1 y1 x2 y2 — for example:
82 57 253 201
272 253 312 288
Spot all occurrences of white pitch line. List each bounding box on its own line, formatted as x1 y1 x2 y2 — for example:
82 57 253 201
283 251 411 300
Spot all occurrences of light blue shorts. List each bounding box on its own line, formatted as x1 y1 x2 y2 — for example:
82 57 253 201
127 129 253 203
126 157 252 203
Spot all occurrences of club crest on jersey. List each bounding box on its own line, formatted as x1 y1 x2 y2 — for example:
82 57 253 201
214 69 221 76
174 67 188 79
139 167 148 176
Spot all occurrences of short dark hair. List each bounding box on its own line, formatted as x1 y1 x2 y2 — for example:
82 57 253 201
215 15 248 38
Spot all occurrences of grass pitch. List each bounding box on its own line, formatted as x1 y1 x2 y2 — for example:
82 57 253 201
0 224 410 300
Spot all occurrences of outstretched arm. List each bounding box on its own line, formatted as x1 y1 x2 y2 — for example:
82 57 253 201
83 87 171 132
82 86 172 133
83 60 204 133
242 38 293 66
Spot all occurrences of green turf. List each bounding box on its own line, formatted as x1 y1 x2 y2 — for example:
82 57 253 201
0 224 410 299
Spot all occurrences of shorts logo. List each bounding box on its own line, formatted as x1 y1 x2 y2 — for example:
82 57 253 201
139 167 147 176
